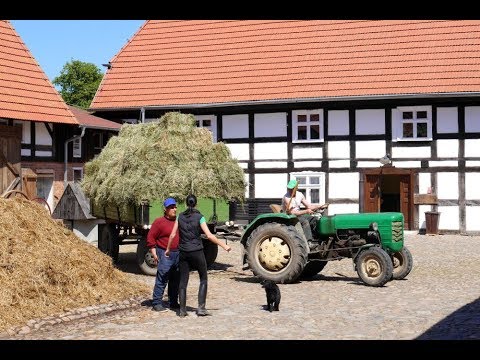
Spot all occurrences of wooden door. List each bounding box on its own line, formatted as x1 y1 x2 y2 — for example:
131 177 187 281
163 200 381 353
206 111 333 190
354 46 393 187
399 174 413 230
364 174 380 213
0 125 22 195
362 167 414 230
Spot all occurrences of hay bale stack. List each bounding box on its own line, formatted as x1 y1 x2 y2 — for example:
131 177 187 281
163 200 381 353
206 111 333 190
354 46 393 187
0 197 149 333
82 112 246 208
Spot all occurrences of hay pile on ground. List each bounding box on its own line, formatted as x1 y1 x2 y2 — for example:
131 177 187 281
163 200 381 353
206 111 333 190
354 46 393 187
82 112 247 208
0 197 150 333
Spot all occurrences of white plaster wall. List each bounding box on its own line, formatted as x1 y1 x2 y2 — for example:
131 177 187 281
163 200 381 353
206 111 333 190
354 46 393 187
222 114 249 139
328 173 359 198
465 139 480 157
429 161 458 167
357 161 381 168
254 142 287 160
466 206 480 231
418 173 431 194
466 161 480 167
328 140 350 159
437 172 458 199
437 107 458 133
238 163 249 169
328 203 359 215
356 140 386 159
21 149 31 156
254 113 287 137
355 109 385 135
437 206 459 230
35 122 52 145
244 173 250 198
465 106 480 133
328 110 349 135
465 173 480 199
35 151 52 157
255 173 288 198
13 120 30 144
292 147 323 159
436 139 458 158
392 147 431 158
255 161 287 168
392 161 421 168
329 160 350 168
294 161 322 168
225 143 249 161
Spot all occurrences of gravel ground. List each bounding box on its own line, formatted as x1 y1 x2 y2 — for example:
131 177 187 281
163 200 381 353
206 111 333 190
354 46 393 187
2 232 479 341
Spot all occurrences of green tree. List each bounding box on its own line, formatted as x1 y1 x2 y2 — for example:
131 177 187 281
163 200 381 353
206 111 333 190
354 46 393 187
53 59 103 109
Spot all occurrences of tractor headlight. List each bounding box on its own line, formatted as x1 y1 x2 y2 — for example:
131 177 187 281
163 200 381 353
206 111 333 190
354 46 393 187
370 222 378 232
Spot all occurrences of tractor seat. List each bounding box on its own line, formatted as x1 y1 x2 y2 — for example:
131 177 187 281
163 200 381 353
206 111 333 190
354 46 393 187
270 204 282 213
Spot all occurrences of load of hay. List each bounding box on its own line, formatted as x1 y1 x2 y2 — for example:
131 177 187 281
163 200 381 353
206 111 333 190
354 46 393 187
81 112 247 209
0 197 150 333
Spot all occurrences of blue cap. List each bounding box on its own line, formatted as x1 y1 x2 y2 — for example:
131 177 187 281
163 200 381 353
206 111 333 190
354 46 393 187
163 197 176 208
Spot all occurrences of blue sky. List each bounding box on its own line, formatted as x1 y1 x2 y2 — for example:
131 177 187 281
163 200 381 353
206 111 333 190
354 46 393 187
10 20 145 83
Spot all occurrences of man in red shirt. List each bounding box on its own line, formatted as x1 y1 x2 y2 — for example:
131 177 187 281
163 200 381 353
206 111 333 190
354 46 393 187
147 197 180 312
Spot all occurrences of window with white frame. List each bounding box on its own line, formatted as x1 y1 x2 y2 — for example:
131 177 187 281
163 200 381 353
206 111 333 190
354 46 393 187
292 110 323 142
72 138 82 158
291 172 325 205
393 106 432 141
195 115 217 142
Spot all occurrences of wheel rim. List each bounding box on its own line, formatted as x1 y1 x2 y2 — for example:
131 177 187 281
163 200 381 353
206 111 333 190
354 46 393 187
144 251 157 268
392 253 403 269
362 255 383 278
257 236 291 271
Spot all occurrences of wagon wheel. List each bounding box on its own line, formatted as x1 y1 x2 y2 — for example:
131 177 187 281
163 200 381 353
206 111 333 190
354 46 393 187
31 197 52 216
1 190 30 199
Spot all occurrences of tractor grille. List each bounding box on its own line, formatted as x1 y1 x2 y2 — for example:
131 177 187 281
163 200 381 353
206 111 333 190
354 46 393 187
391 221 403 242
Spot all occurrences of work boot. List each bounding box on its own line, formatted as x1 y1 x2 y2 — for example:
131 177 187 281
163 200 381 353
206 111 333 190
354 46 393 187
178 288 188 317
196 283 211 316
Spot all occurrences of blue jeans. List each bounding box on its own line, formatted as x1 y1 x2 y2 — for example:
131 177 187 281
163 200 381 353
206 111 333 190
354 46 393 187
152 247 180 306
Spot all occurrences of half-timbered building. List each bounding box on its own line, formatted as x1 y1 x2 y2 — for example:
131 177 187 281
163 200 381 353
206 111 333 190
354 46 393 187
89 20 480 234
0 20 120 211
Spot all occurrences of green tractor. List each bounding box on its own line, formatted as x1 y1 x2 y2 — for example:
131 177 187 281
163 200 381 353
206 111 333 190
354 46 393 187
240 209 413 287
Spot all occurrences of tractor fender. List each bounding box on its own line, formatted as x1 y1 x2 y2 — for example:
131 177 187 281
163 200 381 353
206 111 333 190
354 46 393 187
240 213 299 247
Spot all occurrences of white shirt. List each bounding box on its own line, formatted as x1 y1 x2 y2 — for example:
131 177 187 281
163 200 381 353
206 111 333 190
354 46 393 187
281 191 306 213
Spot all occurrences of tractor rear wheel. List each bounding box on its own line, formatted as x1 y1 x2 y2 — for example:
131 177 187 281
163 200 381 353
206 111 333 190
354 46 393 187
246 222 308 284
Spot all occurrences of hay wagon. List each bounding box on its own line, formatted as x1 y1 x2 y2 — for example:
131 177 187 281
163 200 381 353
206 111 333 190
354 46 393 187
90 198 231 276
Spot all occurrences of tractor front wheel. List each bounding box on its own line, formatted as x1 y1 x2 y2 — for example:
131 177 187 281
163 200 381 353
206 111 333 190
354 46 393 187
391 246 413 280
355 246 393 287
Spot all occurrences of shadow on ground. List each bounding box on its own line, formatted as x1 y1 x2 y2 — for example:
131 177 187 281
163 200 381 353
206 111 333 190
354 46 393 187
416 297 480 340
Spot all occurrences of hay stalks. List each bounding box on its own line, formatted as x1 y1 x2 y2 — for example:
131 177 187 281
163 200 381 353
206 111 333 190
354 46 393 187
82 112 247 208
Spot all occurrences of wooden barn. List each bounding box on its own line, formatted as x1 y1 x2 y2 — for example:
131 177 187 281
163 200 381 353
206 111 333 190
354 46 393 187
89 20 480 234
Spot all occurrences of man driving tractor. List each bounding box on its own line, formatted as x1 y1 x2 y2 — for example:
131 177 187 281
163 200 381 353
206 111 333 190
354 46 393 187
281 179 329 242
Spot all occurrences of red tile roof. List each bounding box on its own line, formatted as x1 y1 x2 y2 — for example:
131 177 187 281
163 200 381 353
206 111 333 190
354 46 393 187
0 20 77 124
68 105 121 131
90 20 480 110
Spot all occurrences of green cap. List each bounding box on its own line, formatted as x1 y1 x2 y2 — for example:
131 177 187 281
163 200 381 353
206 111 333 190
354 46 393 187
287 179 298 189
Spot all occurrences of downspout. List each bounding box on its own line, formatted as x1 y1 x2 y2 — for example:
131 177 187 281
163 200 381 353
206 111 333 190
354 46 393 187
140 107 145 123
64 126 86 187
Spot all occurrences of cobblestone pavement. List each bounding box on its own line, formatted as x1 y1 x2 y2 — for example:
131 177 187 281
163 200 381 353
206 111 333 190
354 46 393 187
2 233 479 340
